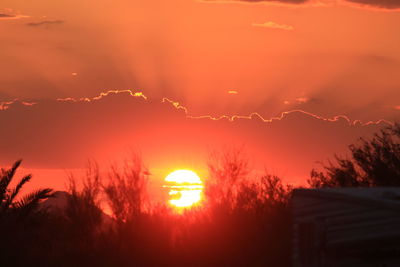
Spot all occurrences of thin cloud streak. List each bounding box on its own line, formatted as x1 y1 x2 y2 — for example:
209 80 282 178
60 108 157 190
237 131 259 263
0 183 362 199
252 21 294 30
0 8 30 20
26 20 64 27
0 100 36 110
0 14 29 20
53 90 393 126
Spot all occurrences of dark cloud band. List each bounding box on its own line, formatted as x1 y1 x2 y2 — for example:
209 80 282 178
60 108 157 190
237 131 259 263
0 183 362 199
233 0 308 2
0 14 15 18
345 0 400 9
0 90 388 172
204 0 400 10
26 20 64 27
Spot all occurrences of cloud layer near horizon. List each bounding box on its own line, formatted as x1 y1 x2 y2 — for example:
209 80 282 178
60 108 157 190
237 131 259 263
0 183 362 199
203 0 400 9
0 91 389 183
345 0 400 9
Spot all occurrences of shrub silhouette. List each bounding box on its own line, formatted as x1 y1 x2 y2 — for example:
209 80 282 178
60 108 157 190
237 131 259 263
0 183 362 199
61 162 105 263
43 150 293 267
309 123 400 188
201 148 293 266
103 155 149 223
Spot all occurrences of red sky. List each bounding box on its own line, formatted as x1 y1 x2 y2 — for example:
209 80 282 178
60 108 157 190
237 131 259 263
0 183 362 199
1 0 399 192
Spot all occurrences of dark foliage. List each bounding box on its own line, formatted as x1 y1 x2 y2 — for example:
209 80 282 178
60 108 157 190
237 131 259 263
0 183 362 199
4 121 398 266
0 153 293 267
203 149 293 266
0 160 53 266
309 123 400 188
0 160 53 216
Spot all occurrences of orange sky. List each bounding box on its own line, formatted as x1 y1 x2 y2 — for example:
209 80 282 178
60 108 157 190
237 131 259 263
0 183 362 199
1 0 399 191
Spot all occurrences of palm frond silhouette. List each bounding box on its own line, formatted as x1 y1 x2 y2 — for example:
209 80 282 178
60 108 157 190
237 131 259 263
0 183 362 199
0 160 53 215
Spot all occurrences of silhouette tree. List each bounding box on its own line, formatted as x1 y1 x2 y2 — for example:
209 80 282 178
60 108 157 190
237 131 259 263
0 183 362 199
204 148 293 267
309 123 400 188
206 147 250 208
0 160 53 216
0 160 54 267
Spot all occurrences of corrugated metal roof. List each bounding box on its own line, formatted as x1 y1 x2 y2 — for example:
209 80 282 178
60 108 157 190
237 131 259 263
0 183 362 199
293 187 400 213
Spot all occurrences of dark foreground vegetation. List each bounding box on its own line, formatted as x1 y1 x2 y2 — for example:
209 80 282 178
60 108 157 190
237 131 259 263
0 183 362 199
0 123 399 267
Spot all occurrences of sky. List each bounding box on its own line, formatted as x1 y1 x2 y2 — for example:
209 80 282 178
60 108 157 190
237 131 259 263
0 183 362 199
1 0 399 191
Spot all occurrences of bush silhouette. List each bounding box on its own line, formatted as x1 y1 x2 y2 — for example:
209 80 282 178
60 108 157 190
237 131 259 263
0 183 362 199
309 123 400 188
202 148 292 266
36 150 293 267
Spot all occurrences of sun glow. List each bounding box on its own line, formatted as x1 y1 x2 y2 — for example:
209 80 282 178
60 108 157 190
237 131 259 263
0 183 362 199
164 170 203 208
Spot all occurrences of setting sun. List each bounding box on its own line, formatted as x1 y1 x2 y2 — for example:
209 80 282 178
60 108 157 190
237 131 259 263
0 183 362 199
164 170 204 208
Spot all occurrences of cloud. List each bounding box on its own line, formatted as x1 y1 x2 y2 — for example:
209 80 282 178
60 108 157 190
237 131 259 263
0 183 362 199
201 0 309 4
252 21 294 30
0 9 29 20
202 0 400 10
295 97 309 104
0 90 389 183
0 100 36 111
344 0 400 9
0 14 15 19
282 97 312 105
26 20 64 27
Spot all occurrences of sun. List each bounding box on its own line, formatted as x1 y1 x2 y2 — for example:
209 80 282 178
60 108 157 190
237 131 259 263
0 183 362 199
164 170 204 209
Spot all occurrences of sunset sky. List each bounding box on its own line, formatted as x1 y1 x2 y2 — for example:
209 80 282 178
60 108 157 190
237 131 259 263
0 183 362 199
1 0 399 192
